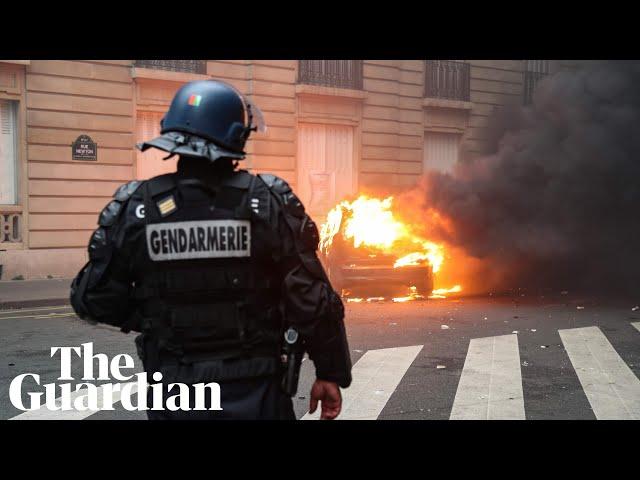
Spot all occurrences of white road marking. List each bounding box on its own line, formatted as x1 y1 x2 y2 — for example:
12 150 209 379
33 313 76 319
0 305 71 314
559 326 640 419
632 322 640 334
450 334 525 420
0 312 76 321
302 345 423 420
9 382 140 421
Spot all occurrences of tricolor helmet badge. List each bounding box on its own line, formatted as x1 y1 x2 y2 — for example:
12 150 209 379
188 94 202 107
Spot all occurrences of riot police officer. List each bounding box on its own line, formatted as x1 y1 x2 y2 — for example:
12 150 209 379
70 79 352 420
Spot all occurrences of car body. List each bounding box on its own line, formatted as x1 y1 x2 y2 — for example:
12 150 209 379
323 236 433 298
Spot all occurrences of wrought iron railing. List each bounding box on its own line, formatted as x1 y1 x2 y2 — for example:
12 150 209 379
0 212 21 243
298 60 363 90
134 60 207 74
424 60 470 101
523 60 550 105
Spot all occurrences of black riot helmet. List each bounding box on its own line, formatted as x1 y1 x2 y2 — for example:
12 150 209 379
137 79 266 162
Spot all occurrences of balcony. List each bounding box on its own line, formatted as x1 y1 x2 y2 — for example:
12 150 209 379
424 60 470 101
133 60 207 75
0 212 21 244
523 60 550 105
298 60 363 90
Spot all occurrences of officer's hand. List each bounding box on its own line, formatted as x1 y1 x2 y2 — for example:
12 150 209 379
309 379 342 420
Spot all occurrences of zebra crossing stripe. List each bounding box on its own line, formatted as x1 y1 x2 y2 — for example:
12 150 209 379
559 326 640 420
450 334 525 420
302 345 423 420
9 382 140 420
632 322 640 334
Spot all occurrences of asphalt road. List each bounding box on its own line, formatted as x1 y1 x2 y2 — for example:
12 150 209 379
1 293 639 420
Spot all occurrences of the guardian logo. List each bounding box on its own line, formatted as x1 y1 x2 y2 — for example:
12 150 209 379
9 342 222 413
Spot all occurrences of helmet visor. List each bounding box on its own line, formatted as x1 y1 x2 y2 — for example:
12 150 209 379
243 96 267 134
209 79 268 135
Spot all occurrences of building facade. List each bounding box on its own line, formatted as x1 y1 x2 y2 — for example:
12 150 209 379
0 59 574 279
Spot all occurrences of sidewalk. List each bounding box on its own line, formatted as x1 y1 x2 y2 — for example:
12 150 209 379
0 278 72 309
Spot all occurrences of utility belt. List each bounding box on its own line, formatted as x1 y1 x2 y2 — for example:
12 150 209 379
132 307 304 396
131 297 281 365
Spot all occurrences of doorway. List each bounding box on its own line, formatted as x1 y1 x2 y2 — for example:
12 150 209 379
297 123 355 218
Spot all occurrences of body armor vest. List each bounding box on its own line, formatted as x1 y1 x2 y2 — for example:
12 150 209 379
132 169 282 363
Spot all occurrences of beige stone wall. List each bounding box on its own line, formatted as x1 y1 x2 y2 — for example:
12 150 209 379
244 60 297 187
25 60 135 252
360 60 424 191
0 59 571 279
464 60 525 156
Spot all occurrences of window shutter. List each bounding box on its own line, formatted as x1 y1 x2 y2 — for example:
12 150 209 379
0 100 18 205
424 132 460 173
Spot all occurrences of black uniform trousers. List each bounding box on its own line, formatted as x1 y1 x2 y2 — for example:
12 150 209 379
143 354 296 420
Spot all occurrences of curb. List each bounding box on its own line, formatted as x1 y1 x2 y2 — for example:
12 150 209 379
0 298 70 311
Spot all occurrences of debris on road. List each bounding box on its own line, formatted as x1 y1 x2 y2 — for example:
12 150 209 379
512 330 519 334
436 365 446 369
577 306 585 310
441 324 450 330
632 306 639 311
541 345 549 349
522 361 529 366
531 329 537 332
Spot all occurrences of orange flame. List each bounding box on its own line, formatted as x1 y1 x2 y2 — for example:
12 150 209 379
320 195 445 272
428 285 462 299
319 195 461 299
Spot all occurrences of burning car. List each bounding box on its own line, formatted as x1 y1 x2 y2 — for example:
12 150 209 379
319 195 458 302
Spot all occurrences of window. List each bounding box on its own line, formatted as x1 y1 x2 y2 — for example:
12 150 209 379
523 60 549 105
298 60 363 90
0 99 18 205
424 131 461 173
134 60 207 74
425 60 470 101
0 99 21 244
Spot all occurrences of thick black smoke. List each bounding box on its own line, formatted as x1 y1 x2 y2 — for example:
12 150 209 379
403 61 640 294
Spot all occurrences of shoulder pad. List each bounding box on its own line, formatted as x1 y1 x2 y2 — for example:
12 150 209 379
258 173 306 217
282 191 306 218
299 216 320 251
88 227 110 259
147 173 177 197
98 200 123 227
221 170 253 189
113 180 143 202
258 173 291 195
89 227 107 250
102 180 144 226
